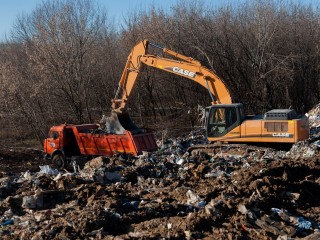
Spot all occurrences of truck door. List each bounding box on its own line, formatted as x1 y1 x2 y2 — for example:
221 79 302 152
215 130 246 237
45 130 61 154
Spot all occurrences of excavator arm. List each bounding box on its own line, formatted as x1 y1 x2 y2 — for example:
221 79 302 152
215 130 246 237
112 40 232 113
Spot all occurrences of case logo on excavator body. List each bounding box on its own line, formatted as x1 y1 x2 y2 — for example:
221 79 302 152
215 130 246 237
168 67 196 78
272 132 290 137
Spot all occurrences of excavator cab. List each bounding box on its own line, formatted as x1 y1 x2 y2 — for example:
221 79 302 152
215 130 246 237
206 104 245 138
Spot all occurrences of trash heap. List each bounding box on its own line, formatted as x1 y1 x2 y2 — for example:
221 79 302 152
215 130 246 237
308 103 320 128
0 133 319 239
308 103 320 141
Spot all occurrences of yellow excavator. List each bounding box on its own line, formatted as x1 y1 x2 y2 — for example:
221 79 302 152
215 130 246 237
109 40 309 145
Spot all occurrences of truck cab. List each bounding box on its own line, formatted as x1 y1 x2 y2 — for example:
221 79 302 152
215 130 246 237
44 125 64 157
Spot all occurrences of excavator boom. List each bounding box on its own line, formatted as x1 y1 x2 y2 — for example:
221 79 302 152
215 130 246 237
112 40 232 113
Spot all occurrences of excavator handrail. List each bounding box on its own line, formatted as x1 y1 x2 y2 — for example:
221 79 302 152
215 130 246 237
149 41 201 65
112 40 232 113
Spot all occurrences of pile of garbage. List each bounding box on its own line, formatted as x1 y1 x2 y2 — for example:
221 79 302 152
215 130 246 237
0 133 319 239
308 103 320 128
308 104 320 143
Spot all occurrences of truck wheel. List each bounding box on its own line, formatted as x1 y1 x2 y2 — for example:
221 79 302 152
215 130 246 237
52 154 65 170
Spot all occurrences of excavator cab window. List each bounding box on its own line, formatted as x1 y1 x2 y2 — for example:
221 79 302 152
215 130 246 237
207 106 238 137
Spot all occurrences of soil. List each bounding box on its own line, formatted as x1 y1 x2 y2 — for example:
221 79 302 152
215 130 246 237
0 138 318 239
0 146 47 173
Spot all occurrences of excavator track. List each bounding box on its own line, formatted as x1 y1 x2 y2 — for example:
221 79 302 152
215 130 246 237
187 125 320 160
188 143 275 160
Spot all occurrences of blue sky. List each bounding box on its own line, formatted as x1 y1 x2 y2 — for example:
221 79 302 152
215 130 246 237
0 0 318 41
0 0 226 40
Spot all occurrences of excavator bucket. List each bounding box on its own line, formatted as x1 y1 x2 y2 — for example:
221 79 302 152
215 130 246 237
99 111 157 155
117 112 142 132
101 111 140 134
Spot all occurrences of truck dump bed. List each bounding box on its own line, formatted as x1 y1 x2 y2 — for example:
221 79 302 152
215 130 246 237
71 124 157 156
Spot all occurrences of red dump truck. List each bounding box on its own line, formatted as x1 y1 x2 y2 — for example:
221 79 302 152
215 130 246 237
43 123 157 169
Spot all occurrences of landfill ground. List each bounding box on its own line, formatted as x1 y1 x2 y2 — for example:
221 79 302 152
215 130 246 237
0 134 318 240
0 104 319 240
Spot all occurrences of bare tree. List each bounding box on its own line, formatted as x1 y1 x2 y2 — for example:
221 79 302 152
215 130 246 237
0 0 119 143
12 0 115 123
1 0 320 144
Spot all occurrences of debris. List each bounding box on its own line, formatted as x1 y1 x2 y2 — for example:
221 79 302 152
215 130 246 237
22 196 36 209
238 204 248 215
39 165 59 175
186 189 200 205
0 123 319 239
308 103 320 128
296 217 312 231
0 219 13 227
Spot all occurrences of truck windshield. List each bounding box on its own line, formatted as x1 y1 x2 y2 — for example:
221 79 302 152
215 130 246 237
49 131 59 139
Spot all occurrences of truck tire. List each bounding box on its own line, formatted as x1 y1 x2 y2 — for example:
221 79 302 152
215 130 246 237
52 154 65 170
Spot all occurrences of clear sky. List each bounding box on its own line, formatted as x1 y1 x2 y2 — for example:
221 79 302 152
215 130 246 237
0 0 167 40
0 0 318 41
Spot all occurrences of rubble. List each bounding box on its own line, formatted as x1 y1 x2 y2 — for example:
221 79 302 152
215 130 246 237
0 127 318 239
308 103 320 128
308 103 320 141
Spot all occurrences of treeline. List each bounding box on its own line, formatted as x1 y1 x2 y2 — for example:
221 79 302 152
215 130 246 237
0 0 319 144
